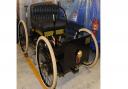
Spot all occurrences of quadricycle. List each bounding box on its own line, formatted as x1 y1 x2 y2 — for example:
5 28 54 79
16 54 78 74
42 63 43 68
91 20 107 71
18 2 99 89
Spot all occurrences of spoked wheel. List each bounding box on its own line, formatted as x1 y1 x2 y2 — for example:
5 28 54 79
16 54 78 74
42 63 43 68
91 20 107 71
78 28 99 67
18 20 28 54
36 36 57 89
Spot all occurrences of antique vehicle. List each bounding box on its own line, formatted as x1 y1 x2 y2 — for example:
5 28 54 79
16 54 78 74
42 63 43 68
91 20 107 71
18 2 99 89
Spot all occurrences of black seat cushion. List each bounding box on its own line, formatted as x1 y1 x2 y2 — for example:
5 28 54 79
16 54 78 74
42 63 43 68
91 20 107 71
55 19 66 29
42 21 54 30
36 20 54 31
32 19 66 31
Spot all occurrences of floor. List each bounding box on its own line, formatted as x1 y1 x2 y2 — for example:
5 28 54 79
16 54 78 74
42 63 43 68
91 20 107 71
17 45 100 89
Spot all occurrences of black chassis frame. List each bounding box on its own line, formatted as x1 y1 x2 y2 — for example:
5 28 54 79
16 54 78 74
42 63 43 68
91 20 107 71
28 3 92 75
30 21 91 75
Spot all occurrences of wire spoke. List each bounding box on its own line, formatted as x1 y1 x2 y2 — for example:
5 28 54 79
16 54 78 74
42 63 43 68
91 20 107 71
38 41 54 87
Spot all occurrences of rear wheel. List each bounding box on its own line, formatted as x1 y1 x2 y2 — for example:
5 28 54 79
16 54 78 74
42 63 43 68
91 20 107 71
78 28 99 67
18 20 28 54
36 36 57 89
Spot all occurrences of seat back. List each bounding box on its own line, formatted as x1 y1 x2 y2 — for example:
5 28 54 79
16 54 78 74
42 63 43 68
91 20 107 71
30 3 67 31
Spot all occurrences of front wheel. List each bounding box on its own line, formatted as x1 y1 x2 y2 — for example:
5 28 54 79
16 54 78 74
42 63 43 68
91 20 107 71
36 36 57 89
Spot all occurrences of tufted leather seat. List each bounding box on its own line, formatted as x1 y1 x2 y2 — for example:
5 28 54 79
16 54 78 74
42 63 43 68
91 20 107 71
30 3 67 32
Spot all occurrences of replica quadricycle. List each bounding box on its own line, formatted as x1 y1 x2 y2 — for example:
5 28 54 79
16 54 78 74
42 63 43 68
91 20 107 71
18 2 99 89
